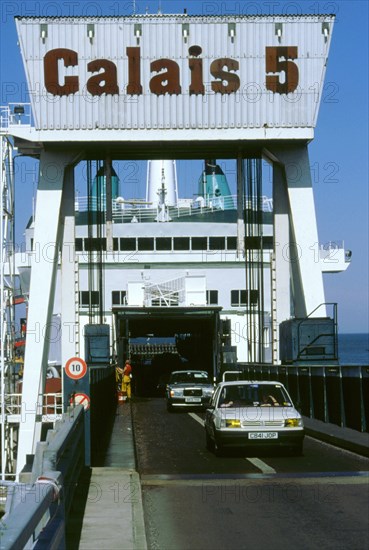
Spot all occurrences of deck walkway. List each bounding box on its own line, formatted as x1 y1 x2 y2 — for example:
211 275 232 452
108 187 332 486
66 403 147 550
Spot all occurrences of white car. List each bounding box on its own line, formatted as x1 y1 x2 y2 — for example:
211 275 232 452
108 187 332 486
205 380 304 455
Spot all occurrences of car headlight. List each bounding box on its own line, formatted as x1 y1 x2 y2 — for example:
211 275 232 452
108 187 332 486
220 419 241 428
285 418 303 427
169 389 183 397
203 388 214 397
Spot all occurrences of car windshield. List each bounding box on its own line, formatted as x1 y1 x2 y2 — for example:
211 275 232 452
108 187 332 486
218 383 292 407
169 372 210 384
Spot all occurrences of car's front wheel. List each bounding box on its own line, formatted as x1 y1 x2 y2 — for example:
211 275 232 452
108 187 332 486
205 429 214 452
213 437 224 457
211 427 224 456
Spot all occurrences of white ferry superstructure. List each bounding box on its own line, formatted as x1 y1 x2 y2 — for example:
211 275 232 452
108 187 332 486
16 158 351 377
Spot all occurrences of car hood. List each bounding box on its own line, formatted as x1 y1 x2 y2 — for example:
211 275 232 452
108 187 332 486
217 406 301 421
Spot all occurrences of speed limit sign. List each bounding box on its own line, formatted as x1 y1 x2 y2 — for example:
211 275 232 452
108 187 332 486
65 357 87 380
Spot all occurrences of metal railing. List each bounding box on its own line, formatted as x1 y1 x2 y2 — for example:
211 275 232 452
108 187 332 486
0 104 32 130
232 363 369 433
1 393 63 422
318 241 351 263
144 276 186 306
0 405 85 549
74 193 274 222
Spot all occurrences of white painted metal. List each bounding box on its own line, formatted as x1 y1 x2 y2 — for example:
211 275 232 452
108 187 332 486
16 151 75 478
1 135 6 479
127 282 144 306
270 252 278 364
269 144 326 321
0 134 15 478
184 276 206 306
15 15 334 134
272 161 292 326
146 160 178 207
143 276 186 306
9 126 314 144
61 167 78 402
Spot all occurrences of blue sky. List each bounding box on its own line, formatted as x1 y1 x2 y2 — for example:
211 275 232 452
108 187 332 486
0 0 368 333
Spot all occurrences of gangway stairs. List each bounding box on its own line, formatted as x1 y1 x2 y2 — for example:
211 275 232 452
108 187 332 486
143 276 186 307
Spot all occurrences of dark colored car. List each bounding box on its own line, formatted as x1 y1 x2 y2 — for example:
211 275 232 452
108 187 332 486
166 370 214 411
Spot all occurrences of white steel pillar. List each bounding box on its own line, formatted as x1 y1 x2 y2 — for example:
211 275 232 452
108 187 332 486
273 162 292 324
1 135 15 478
60 166 78 392
236 155 245 258
269 144 326 319
16 151 74 477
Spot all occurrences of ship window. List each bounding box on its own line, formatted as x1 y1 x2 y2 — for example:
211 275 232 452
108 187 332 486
231 290 247 307
249 290 259 305
227 237 237 250
156 237 172 251
112 290 126 306
84 238 106 251
231 290 258 307
113 238 119 251
263 236 273 249
174 237 190 250
79 291 100 308
244 236 262 250
138 238 154 251
75 238 83 252
209 237 226 250
206 290 218 305
120 238 136 251
192 237 207 250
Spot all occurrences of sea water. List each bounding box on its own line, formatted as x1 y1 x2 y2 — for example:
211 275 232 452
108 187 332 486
338 333 369 365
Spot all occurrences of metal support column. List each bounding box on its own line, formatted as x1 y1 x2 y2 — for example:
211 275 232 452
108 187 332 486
61 166 78 402
236 155 245 258
16 151 75 477
0 134 15 478
268 144 326 318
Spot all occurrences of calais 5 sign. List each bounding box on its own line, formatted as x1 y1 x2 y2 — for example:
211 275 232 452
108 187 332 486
44 45 299 97
15 16 334 131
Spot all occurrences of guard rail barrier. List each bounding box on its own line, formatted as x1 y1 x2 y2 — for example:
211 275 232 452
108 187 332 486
233 363 369 432
0 405 85 549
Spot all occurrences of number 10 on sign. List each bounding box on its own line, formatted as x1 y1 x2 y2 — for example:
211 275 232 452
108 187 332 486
65 357 87 380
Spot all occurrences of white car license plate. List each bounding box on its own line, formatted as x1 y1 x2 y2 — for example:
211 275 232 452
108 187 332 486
185 397 201 403
248 432 278 440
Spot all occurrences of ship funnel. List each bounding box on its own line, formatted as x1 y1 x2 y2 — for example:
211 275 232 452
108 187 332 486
198 159 234 210
146 160 178 207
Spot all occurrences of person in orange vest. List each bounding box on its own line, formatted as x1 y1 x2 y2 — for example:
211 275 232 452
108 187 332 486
122 359 132 400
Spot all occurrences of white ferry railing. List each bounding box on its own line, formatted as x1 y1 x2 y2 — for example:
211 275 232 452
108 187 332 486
1 392 63 420
319 241 351 263
74 194 274 221
0 104 32 130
